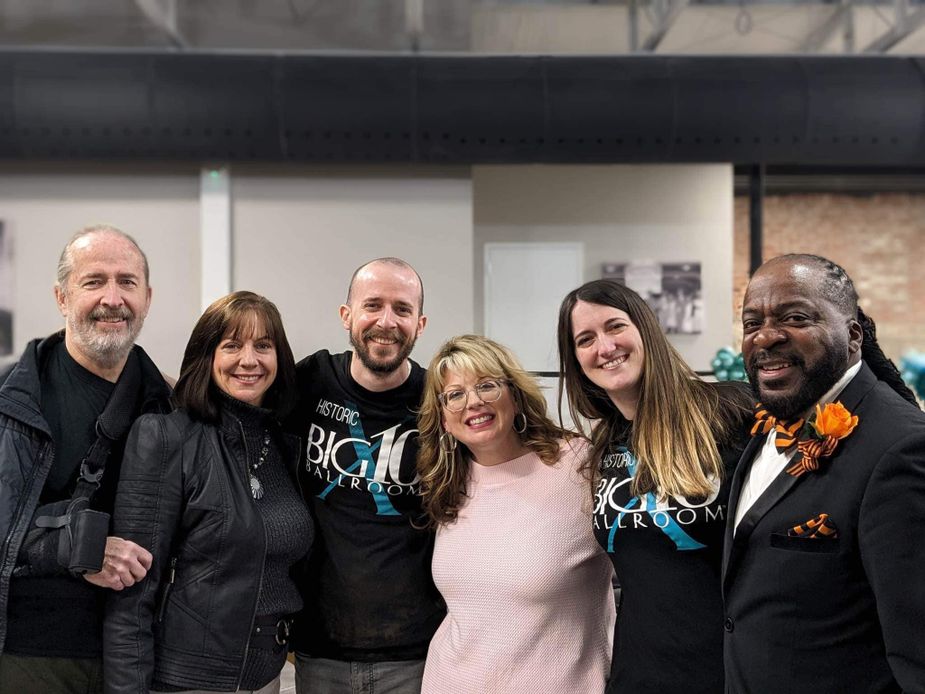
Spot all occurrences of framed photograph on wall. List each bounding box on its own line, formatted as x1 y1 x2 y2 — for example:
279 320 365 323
602 260 703 334
0 222 13 356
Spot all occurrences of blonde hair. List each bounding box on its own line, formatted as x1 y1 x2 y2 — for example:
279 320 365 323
417 335 575 527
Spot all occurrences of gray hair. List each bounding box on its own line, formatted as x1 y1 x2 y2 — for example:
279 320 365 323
56 224 149 289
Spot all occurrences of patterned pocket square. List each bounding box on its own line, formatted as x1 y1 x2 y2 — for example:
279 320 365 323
787 512 838 539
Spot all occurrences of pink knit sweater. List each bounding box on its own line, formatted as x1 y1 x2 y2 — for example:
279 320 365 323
422 440 615 694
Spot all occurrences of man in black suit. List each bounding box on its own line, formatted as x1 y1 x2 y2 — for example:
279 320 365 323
724 254 925 693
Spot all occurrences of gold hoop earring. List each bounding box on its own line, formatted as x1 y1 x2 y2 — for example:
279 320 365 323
439 431 457 453
513 412 527 434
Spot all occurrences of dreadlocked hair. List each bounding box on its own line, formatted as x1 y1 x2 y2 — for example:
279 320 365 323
777 254 919 409
858 306 920 408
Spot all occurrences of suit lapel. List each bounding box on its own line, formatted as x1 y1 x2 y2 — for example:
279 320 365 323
723 434 764 593
723 361 877 595
723 443 805 595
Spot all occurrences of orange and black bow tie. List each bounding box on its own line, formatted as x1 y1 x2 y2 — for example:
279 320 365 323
752 403 805 452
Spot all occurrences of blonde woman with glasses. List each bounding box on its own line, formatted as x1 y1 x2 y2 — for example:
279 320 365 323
416 335 615 694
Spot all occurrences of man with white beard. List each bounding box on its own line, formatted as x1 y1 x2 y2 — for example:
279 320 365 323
0 225 172 693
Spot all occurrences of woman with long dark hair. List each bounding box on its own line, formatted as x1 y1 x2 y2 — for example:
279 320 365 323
105 291 313 694
558 280 751 694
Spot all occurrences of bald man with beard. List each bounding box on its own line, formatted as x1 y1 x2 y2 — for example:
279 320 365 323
288 258 445 694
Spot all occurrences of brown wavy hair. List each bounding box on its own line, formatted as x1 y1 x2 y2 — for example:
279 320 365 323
557 280 751 499
417 335 575 527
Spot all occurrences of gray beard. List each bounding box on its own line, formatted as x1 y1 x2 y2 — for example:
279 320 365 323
68 314 143 369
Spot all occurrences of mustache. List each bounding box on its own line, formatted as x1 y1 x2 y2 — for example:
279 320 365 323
362 328 405 344
89 307 133 322
747 349 804 369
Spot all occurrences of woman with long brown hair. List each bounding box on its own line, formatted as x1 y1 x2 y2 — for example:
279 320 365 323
558 280 751 694
105 291 313 694
417 334 614 694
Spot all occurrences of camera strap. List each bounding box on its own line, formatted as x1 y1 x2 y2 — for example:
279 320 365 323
35 352 142 528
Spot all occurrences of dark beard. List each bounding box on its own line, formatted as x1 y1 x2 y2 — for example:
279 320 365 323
350 329 415 375
747 349 846 421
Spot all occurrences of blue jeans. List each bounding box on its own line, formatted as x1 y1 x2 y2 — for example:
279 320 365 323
294 653 424 694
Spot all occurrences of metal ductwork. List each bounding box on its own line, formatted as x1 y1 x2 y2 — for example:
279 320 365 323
1 50 923 165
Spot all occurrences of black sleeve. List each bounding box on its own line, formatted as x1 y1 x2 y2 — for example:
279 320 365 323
859 430 925 690
103 414 185 694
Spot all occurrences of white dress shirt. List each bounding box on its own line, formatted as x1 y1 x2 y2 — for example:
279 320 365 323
734 360 862 532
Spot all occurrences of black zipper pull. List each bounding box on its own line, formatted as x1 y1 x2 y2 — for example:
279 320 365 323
156 557 178 623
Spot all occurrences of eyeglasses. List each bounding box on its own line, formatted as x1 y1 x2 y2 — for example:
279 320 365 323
439 379 508 412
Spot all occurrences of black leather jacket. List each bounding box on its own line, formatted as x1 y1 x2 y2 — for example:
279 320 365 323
103 407 302 694
0 332 171 654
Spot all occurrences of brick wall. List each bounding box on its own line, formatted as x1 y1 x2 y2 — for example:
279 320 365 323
733 193 925 364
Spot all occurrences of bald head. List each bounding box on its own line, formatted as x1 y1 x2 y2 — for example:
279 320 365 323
346 257 423 313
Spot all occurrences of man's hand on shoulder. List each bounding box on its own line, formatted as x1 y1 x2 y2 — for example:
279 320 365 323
83 536 153 591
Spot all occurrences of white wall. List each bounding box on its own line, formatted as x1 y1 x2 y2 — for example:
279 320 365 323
0 162 731 379
0 162 201 375
231 165 475 367
0 163 474 376
473 164 735 372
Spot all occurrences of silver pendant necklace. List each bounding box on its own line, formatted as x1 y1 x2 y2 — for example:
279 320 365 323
250 431 271 500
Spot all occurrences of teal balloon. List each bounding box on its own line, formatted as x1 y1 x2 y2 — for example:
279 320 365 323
901 352 925 400
712 348 748 382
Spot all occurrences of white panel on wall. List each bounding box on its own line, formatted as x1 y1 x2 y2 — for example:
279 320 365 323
200 164 231 311
231 166 474 367
473 164 735 372
484 242 582 373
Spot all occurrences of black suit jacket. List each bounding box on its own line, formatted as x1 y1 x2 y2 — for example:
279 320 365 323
723 362 925 694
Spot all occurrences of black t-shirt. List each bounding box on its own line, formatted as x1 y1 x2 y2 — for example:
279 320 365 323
288 350 445 661
6 342 114 658
40 343 115 501
594 386 750 694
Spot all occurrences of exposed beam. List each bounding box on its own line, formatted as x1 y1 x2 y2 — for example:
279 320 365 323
862 4 925 52
801 5 849 52
134 0 187 49
843 0 855 53
406 0 423 53
642 0 688 52
629 0 640 52
749 164 765 276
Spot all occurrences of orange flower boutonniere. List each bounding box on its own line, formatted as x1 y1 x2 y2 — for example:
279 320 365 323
811 401 859 440
786 402 859 478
